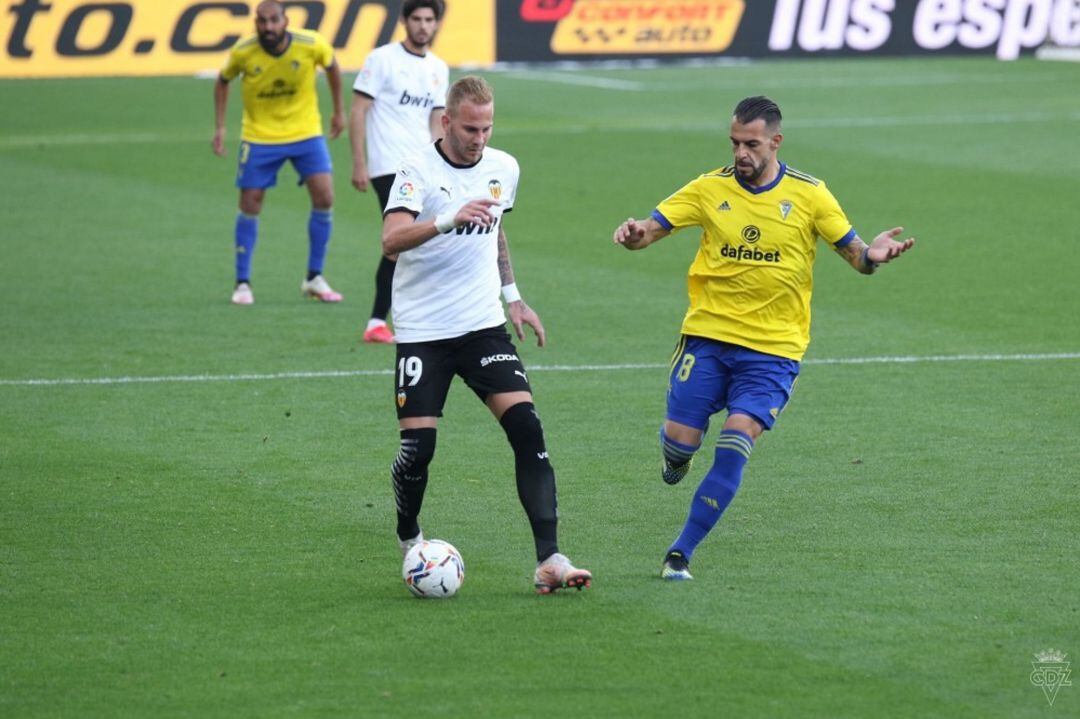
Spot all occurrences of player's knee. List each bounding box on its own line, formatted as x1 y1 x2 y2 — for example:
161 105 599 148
499 402 547 458
662 419 704 447
394 427 437 475
239 192 264 215
307 177 334 208
661 427 700 461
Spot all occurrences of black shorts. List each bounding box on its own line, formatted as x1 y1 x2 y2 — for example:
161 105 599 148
372 174 394 212
394 326 533 419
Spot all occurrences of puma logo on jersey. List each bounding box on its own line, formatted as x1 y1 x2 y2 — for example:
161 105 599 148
514 370 528 381
439 186 452 199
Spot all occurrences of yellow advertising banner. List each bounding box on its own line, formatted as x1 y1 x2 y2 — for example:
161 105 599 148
550 0 744 55
0 0 494 78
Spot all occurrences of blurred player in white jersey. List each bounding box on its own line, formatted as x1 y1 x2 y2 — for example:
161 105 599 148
349 0 449 343
380 76 592 595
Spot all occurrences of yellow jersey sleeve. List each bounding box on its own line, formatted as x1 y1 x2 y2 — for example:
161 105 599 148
313 32 334 68
814 181 855 246
653 175 708 231
220 41 246 82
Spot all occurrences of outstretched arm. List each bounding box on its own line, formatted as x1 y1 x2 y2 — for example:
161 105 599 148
498 225 545 347
324 60 345 140
212 76 230 156
613 216 671 250
834 227 916 274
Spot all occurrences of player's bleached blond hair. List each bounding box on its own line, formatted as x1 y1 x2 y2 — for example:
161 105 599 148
446 76 494 115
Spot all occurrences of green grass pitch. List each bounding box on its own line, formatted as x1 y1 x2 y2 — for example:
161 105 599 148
2 56 1079 717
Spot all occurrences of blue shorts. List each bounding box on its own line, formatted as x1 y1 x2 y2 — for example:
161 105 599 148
666 336 800 431
236 136 332 189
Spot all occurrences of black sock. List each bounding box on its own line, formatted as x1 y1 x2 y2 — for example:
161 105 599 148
391 427 436 541
499 402 559 562
371 256 396 321
306 270 319 281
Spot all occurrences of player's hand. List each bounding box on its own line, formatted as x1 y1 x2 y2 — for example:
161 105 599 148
867 227 915 264
212 129 226 157
329 112 345 140
351 165 369 192
613 217 647 249
454 198 500 228
508 300 546 348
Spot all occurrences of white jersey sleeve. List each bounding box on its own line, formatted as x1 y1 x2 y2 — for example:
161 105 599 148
434 60 450 108
385 158 428 217
352 47 386 98
502 156 520 212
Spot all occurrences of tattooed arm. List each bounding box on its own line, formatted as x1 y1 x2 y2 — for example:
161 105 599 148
497 225 546 347
835 227 916 274
497 223 515 286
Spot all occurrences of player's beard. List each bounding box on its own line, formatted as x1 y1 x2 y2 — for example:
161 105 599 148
447 132 483 164
406 28 432 49
737 158 767 184
259 31 284 52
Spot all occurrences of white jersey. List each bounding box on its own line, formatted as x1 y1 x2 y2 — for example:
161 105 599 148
353 43 449 178
387 142 521 343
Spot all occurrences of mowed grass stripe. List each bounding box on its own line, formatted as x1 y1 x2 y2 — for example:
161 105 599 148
5 110 1080 148
2 352 1078 387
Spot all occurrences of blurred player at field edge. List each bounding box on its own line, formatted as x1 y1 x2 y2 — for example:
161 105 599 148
350 0 449 343
613 96 915 580
213 0 345 306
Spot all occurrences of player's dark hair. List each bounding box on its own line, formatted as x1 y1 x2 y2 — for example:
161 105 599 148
734 96 782 130
402 0 445 20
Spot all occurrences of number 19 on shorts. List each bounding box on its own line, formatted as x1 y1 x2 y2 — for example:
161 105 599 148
398 356 423 387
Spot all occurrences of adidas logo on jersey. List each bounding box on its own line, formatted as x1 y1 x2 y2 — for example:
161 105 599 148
717 201 732 211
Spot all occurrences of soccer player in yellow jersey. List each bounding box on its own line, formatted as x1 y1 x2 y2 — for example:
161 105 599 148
212 0 345 306
612 96 915 581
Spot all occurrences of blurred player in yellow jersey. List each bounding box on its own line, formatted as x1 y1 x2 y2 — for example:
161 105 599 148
212 0 345 306
612 96 915 581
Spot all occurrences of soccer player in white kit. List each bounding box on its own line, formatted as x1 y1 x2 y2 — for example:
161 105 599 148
381 76 592 595
349 0 449 344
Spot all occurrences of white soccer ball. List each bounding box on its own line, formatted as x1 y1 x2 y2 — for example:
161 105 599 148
402 539 465 599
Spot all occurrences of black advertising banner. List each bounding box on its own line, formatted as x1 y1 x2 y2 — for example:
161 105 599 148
497 0 1080 63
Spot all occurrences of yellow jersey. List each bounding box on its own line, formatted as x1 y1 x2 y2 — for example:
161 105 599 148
221 30 334 144
653 163 855 361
